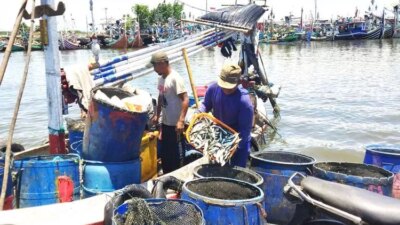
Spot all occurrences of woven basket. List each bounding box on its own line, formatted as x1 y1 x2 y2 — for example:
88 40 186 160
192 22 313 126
186 113 239 159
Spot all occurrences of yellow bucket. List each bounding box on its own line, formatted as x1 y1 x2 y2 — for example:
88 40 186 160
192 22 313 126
140 131 158 182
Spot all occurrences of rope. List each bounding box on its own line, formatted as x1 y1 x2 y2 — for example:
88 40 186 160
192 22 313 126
0 0 28 85
0 0 36 210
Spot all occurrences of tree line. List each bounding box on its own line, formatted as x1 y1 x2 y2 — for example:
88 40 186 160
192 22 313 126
132 2 184 29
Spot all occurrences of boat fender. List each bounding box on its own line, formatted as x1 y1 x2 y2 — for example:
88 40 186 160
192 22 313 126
103 184 152 225
151 176 184 199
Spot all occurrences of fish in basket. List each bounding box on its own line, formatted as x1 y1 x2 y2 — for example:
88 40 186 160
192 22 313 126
186 113 241 166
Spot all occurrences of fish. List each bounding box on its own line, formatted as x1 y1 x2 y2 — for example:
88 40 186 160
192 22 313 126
189 116 241 166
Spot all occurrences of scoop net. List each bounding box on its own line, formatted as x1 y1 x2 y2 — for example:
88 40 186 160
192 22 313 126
113 198 204 225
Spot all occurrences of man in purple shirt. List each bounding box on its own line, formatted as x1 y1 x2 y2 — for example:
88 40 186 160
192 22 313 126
199 64 254 167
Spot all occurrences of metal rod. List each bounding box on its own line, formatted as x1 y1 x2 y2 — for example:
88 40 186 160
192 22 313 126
182 48 200 108
0 0 35 210
0 0 28 85
182 19 251 33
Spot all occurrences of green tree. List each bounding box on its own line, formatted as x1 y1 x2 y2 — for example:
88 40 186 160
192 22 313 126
122 14 134 31
132 2 184 29
132 4 151 29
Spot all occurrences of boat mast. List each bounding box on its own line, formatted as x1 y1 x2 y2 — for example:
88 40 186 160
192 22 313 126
314 0 317 21
41 0 66 154
90 0 95 33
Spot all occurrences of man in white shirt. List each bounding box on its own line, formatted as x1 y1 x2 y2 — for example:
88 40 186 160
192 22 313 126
149 51 189 173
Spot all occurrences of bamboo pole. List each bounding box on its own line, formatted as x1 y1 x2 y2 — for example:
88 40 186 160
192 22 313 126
0 0 28 85
0 0 35 210
182 48 199 108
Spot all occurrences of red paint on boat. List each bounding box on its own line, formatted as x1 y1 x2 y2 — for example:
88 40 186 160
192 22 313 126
49 133 66 154
3 195 14 210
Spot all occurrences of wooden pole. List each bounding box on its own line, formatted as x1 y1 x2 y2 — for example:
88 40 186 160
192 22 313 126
0 0 35 210
42 0 66 154
0 0 28 86
182 48 199 108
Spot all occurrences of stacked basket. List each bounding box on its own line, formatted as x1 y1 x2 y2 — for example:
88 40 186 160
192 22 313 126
81 87 149 197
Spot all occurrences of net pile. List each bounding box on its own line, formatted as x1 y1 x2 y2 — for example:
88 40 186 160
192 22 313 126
197 165 259 184
188 116 240 166
187 179 260 200
199 5 266 30
113 198 203 225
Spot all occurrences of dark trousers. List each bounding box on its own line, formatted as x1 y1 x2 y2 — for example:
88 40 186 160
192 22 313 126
243 43 267 85
230 147 250 168
160 124 184 174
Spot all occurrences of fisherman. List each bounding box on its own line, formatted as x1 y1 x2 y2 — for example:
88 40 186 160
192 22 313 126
149 51 189 174
239 24 267 85
199 64 254 167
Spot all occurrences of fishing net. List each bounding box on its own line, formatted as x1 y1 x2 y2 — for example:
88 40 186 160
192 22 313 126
186 178 260 200
113 198 204 225
254 151 314 164
314 162 392 178
199 5 266 30
195 164 262 185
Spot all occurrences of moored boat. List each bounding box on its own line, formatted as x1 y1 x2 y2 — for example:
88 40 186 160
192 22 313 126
59 39 80 50
334 21 382 40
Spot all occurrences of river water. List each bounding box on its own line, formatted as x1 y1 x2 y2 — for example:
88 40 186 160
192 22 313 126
1 39 399 162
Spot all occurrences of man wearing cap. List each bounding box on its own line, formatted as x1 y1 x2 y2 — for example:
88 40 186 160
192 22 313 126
199 64 254 167
150 51 189 174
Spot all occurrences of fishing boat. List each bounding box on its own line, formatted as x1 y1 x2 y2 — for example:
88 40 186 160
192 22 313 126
311 20 334 41
278 32 299 42
106 34 128 49
333 21 382 40
11 43 25 52
59 38 80 50
394 4 400 38
0 42 5 51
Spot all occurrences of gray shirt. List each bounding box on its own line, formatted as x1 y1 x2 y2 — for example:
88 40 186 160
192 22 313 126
157 70 187 126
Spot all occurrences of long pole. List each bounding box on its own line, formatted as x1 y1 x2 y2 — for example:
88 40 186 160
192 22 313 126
0 0 28 85
182 48 199 108
0 0 35 210
90 0 95 33
42 0 66 154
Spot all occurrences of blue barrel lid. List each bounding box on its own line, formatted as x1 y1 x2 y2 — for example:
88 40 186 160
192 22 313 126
193 164 264 186
14 154 80 168
182 177 264 206
313 162 394 185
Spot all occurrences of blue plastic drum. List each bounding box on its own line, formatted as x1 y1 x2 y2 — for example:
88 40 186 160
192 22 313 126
364 144 400 198
82 159 141 198
13 154 80 208
250 151 315 225
181 177 265 225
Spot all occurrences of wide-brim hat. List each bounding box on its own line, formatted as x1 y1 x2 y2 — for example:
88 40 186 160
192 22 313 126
217 64 242 89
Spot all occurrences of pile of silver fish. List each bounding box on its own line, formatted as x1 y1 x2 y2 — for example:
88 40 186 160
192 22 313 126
189 117 240 166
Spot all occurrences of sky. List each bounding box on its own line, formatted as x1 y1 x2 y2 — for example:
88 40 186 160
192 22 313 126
0 0 398 31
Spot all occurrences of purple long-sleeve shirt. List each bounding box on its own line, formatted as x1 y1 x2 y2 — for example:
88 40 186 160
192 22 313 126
199 83 254 156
